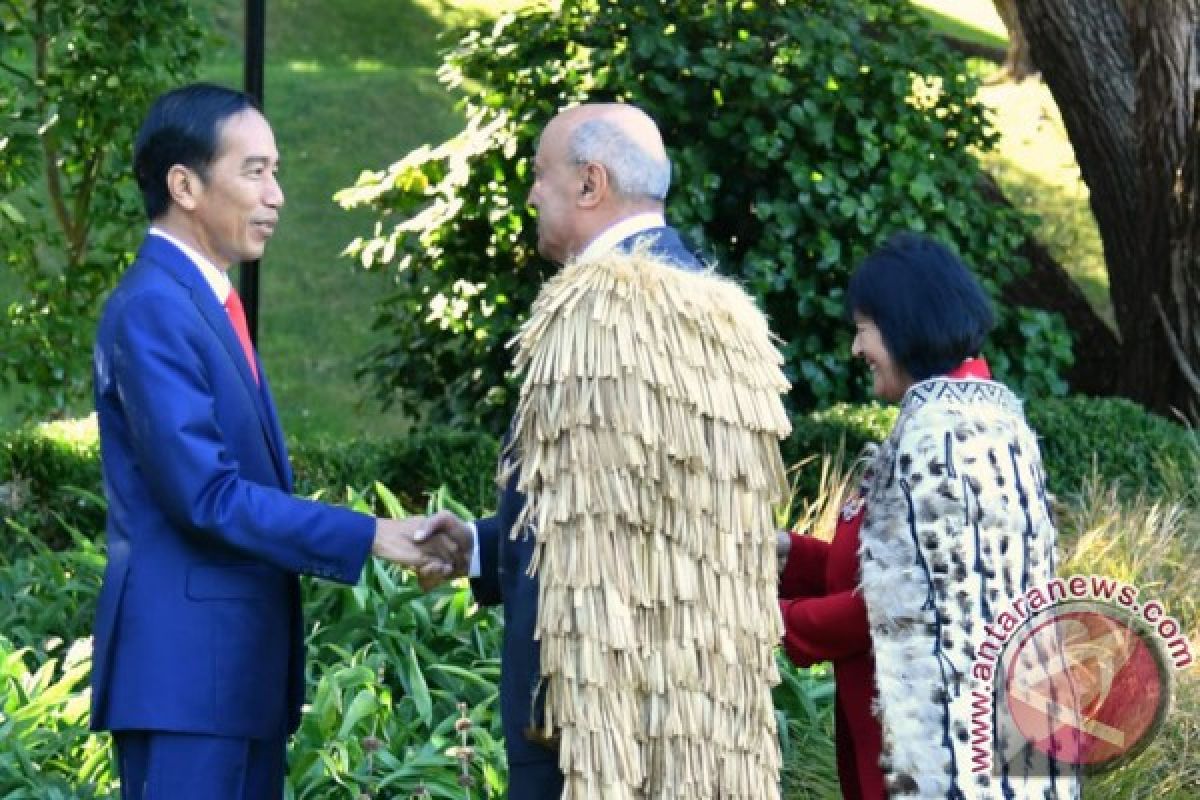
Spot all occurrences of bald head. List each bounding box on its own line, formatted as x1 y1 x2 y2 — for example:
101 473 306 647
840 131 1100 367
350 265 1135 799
554 104 670 201
528 103 672 263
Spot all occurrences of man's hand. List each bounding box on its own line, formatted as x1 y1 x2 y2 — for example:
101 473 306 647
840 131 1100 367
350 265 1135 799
413 510 474 591
371 512 474 591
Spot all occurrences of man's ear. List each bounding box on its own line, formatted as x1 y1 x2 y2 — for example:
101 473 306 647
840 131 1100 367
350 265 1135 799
578 162 608 209
166 164 201 211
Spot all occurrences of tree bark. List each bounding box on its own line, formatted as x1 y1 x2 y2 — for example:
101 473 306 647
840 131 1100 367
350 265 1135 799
1164 110 1200 420
991 0 1036 81
1157 4 1200 420
1016 0 1198 420
979 175 1121 396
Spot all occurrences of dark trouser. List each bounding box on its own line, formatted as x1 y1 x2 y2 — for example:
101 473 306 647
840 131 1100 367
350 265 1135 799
508 758 564 800
114 730 286 800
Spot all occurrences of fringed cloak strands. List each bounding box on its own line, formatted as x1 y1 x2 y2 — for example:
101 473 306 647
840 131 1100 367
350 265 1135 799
858 377 1080 799
505 247 792 799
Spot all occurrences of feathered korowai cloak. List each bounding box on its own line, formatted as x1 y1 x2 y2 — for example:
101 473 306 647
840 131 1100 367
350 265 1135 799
504 246 792 799
857 378 1080 799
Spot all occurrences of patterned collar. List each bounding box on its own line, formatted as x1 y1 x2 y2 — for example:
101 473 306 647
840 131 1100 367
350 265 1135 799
577 211 667 261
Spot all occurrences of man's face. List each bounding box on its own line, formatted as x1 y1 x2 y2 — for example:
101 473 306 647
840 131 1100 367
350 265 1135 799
189 109 283 270
527 117 583 264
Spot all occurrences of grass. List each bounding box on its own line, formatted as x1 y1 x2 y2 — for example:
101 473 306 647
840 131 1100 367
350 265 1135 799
188 0 525 439
911 0 1009 50
976 77 1114 328
1057 458 1200 799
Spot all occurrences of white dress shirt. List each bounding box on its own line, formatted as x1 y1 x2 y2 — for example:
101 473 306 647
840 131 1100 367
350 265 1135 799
148 227 231 304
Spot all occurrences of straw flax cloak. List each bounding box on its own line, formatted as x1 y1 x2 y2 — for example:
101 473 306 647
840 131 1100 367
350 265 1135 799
504 245 792 799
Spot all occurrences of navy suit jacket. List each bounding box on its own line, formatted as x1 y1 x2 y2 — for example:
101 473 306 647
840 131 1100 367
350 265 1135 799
470 226 702 766
90 234 376 740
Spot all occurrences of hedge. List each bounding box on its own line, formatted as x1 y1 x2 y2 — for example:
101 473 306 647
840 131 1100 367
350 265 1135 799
781 395 1195 499
2 395 1192 550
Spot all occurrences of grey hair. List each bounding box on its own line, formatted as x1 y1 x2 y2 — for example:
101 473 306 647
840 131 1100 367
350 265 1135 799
567 117 671 201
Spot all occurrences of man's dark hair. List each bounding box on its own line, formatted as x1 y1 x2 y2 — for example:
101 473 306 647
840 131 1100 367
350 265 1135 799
133 83 259 220
846 232 995 383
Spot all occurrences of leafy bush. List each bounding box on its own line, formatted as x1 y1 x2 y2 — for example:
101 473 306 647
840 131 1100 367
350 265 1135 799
4 394 1187 551
290 426 501 514
781 396 1194 500
288 485 508 797
337 0 1071 430
1025 395 1198 496
0 635 114 799
0 522 113 798
0 418 104 552
0 417 500 550
773 658 839 800
0 1 207 418
0 485 508 798
0 400 1192 797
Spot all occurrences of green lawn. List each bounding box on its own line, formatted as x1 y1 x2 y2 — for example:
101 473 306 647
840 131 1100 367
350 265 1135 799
191 0 523 439
911 0 1009 50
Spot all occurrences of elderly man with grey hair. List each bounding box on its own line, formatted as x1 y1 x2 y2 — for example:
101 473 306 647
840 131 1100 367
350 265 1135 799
525 102 692 267
429 103 710 798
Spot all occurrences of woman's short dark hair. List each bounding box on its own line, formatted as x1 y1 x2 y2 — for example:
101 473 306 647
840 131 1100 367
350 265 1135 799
133 83 259 220
846 232 995 382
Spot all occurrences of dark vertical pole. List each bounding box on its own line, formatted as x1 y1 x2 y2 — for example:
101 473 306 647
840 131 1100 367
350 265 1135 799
241 0 266 343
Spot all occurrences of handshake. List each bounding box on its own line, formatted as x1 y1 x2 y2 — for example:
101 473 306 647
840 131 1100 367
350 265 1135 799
371 510 475 590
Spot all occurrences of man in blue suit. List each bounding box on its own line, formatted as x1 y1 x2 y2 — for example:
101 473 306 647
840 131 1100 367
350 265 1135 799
435 103 703 799
91 84 467 800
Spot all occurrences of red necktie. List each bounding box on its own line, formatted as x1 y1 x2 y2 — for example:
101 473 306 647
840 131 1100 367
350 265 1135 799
224 288 260 384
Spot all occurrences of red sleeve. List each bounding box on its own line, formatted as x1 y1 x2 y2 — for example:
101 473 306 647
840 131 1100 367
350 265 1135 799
779 589 871 667
779 532 831 598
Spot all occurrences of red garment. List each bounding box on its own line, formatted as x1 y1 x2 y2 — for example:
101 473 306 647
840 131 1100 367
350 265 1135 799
780 500 883 800
778 357 991 800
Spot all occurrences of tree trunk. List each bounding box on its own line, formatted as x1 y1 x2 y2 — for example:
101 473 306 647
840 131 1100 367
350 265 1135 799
979 175 1121 396
1159 5 1200 420
1165 102 1200 421
1016 0 1198 420
991 0 1036 81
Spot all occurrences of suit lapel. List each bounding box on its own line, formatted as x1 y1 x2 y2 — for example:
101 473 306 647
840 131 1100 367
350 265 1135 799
141 236 289 486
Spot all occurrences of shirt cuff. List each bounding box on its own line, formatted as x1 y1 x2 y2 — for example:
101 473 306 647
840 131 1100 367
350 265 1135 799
468 520 481 577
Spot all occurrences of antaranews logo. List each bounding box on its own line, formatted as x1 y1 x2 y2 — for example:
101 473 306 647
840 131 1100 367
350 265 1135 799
968 574 1193 776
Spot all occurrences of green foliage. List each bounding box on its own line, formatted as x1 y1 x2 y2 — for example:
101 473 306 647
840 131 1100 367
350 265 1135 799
773 658 839 799
1024 396 1197 497
290 426 501 514
0 418 104 552
0 0 206 419
0 417 500 550
4 394 1187 553
0 484 506 798
0 522 113 797
0 396 1192 796
0 636 114 798
338 0 1072 429
781 396 1194 501
288 486 507 798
